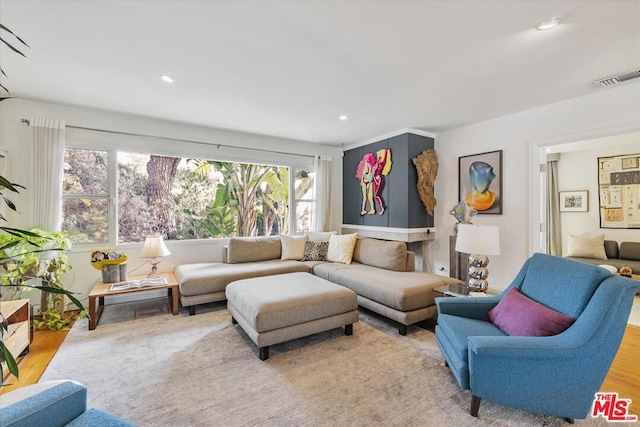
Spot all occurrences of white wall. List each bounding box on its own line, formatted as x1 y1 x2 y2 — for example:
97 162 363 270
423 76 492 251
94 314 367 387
0 98 343 308
556 134 640 254
431 83 640 291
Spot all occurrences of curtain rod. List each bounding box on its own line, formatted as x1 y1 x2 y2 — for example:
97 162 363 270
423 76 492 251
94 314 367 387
20 118 316 159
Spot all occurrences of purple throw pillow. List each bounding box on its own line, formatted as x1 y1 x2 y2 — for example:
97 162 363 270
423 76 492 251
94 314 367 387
488 288 575 337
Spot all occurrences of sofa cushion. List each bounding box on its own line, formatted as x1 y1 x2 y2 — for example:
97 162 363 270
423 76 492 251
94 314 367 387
488 288 575 336
619 242 640 261
227 236 281 263
566 233 607 260
604 240 619 259
315 262 461 311
175 260 310 296
352 237 408 272
326 233 358 264
280 235 307 261
519 254 611 319
306 231 337 242
302 241 328 261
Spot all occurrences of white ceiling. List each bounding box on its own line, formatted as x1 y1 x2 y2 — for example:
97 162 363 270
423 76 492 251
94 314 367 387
1 0 639 145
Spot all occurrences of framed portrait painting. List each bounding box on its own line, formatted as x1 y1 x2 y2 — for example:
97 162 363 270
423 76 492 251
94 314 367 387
559 190 588 212
459 150 502 214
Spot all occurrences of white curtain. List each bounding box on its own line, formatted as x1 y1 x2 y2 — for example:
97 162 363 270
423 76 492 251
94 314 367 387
546 154 562 256
312 155 333 232
31 118 65 231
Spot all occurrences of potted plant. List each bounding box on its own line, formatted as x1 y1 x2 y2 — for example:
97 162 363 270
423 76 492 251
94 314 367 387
0 175 85 382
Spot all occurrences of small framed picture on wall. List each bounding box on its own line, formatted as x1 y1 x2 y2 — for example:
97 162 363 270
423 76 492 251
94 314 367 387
559 190 588 212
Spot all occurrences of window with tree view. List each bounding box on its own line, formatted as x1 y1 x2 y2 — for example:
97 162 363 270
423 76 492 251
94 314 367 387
62 148 315 244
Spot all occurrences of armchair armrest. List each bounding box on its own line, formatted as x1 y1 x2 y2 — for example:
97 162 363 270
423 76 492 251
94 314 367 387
0 380 87 427
435 295 501 320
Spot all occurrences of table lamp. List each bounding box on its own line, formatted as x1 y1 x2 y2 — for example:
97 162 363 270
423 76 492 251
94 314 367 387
140 235 171 278
455 224 500 292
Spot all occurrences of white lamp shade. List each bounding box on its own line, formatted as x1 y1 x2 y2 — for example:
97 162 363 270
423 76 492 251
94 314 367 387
455 224 501 256
140 235 171 258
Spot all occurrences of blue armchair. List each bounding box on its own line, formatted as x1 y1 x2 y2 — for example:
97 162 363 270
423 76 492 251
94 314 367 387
0 380 134 427
435 253 639 422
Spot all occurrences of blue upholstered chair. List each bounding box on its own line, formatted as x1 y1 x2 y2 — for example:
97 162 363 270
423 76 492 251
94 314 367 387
0 380 134 427
435 253 639 422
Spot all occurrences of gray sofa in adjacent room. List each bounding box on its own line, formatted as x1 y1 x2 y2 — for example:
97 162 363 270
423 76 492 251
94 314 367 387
566 240 640 274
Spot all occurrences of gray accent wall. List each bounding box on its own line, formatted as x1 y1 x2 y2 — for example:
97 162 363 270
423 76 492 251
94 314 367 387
343 132 435 229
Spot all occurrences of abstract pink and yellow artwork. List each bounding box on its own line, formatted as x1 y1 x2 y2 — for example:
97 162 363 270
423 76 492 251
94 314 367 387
355 149 392 215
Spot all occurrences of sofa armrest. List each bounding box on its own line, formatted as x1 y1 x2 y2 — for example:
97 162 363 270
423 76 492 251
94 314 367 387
0 381 87 427
435 295 501 320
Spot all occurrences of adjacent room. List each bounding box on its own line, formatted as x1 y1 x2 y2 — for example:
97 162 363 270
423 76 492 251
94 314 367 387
0 1 639 426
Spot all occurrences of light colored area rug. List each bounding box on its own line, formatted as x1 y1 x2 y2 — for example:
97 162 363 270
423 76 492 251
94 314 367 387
40 299 612 427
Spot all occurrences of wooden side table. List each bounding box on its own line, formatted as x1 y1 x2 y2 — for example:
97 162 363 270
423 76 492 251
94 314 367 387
0 299 30 379
88 272 179 330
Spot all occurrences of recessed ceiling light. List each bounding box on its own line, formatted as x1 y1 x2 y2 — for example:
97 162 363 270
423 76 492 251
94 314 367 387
536 16 562 31
160 74 176 83
339 115 348 121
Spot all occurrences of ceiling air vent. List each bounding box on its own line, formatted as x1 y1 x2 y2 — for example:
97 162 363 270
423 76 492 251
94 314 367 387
595 69 640 87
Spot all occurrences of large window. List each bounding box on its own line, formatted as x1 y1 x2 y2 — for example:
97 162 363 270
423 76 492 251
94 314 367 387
62 147 314 244
62 148 110 243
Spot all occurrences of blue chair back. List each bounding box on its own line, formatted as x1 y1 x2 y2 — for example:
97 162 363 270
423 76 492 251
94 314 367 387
515 253 612 318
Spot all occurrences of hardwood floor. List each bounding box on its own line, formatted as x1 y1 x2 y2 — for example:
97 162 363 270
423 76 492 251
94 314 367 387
600 324 640 417
2 318 639 418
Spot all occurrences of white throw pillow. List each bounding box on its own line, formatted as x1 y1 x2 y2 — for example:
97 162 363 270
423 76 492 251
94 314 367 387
306 231 337 242
566 234 607 260
280 235 308 261
326 233 358 264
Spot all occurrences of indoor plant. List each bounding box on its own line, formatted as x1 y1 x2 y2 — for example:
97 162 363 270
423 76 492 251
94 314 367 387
0 175 85 382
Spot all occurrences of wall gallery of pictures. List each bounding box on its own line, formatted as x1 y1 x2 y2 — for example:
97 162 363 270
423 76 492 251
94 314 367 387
598 153 640 229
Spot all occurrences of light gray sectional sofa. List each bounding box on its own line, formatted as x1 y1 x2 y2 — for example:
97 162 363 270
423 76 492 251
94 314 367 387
175 235 462 334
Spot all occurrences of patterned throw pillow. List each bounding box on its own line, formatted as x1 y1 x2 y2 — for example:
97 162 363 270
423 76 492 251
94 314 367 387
302 241 329 261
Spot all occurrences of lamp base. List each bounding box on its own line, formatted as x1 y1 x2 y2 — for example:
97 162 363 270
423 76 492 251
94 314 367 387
147 262 162 279
467 254 490 292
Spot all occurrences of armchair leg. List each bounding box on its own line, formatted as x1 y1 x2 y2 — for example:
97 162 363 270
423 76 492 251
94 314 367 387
470 395 481 417
564 418 574 424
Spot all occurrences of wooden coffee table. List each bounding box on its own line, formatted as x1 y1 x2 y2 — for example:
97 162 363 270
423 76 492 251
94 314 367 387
88 272 179 330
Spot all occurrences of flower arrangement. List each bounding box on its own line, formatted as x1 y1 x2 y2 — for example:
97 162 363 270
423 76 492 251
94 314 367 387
90 250 128 270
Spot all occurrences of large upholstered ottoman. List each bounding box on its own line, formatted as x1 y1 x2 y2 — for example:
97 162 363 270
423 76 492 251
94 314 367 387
226 272 359 360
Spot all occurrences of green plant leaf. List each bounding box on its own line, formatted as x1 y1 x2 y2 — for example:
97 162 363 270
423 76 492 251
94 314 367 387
0 36 27 58
2 195 16 212
0 341 19 378
0 23 30 48
0 176 23 193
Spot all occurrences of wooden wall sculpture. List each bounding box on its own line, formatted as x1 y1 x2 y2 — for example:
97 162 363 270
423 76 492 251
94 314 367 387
412 149 438 216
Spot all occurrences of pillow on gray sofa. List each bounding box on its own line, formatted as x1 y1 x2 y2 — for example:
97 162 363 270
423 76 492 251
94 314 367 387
352 237 408 272
566 234 607 260
227 236 281 263
302 241 329 261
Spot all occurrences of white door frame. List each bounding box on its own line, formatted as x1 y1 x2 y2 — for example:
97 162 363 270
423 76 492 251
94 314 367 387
528 121 640 256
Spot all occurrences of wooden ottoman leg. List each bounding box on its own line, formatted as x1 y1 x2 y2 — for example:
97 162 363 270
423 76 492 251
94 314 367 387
259 346 269 361
399 324 408 336
345 324 353 335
